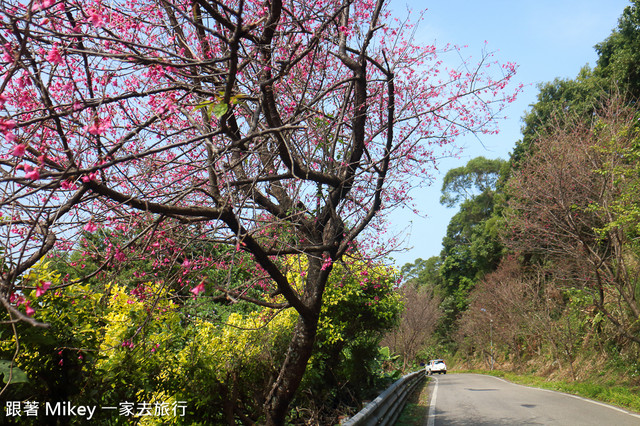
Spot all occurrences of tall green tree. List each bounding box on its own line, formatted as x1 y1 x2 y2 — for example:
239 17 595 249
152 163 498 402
595 0 640 98
513 1 640 169
401 157 506 342
512 68 604 167
439 157 505 311
440 157 505 208
400 256 443 290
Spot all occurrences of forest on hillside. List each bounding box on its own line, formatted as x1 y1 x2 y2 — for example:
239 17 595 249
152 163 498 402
398 0 640 387
1 0 639 425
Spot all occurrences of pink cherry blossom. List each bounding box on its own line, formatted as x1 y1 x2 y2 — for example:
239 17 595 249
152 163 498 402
0 118 16 134
47 44 63 64
87 10 105 27
61 180 78 190
11 144 26 157
36 281 51 297
190 281 205 296
31 0 55 11
320 256 333 271
84 120 110 136
83 221 98 232
25 303 35 316
23 165 40 180
81 171 98 182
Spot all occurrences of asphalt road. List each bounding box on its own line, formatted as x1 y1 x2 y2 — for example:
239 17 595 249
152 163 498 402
424 373 640 426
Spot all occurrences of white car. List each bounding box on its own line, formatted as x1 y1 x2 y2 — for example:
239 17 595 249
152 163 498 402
426 359 447 375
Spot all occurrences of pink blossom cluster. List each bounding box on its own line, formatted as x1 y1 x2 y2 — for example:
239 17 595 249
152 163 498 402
9 293 34 316
121 340 135 349
0 0 519 328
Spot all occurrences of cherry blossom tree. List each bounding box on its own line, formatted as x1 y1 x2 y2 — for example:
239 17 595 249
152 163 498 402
0 0 517 422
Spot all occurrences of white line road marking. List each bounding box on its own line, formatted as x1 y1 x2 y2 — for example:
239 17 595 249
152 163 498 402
487 374 640 420
425 376 438 426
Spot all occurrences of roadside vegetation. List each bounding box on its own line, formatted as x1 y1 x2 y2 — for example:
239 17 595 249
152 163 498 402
392 0 640 417
0 254 403 424
394 378 431 426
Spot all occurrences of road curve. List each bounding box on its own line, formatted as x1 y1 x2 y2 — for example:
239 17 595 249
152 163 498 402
425 373 640 426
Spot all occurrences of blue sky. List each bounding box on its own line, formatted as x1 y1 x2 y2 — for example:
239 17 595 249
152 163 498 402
386 0 631 267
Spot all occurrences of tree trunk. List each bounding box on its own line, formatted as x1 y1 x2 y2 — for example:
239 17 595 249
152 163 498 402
264 315 318 426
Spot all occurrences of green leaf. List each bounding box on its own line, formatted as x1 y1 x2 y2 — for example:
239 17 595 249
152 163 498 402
193 101 213 111
379 346 391 358
230 93 248 105
211 103 229 118
0 360 29 384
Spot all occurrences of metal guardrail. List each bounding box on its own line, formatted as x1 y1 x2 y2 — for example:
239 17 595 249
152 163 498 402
342 369 425 426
